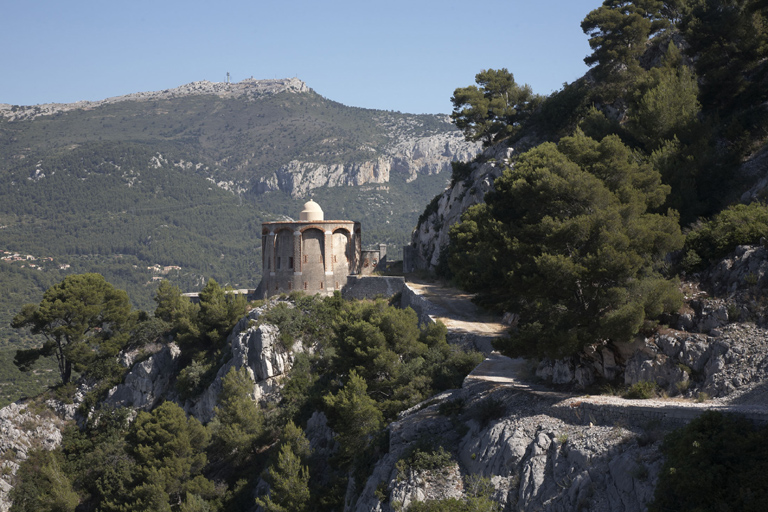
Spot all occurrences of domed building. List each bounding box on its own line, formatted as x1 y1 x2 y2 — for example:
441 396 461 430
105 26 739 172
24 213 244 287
256 200 386 298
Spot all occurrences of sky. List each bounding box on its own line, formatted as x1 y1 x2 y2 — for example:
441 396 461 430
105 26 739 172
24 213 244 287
0 0 603 115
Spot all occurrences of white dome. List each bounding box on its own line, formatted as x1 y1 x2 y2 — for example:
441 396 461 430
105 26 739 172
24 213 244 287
300 200 324 221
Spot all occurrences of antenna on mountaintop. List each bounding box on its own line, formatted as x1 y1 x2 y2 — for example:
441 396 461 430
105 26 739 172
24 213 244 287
226 72 231 84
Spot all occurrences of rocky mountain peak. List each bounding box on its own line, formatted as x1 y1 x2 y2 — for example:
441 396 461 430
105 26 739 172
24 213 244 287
0 77 310 121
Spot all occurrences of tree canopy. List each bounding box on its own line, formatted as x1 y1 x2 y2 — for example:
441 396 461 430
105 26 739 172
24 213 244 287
124 401 215 511
450 68 542 147
581 0 670 80
12 273 133 384
450 130 684 357
254 429 311 512
209 366 264 464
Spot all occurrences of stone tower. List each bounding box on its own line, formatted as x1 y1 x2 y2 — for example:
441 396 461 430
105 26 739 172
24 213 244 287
257 200 363 298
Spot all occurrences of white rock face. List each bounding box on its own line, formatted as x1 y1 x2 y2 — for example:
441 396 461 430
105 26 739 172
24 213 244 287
106 343 182 410
350 381 662 512
255 132 481 198
388 133 482 182
409 143 513 270
255 158 393 198
0 403 69 512
187 308 297 423
104 303 298 424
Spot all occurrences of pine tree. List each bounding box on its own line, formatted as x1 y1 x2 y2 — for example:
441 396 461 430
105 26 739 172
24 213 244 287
9 450 79 512
323 370 383 467
125 402 215 510
450 131 683 357
581 0 669 81
254 443 310 512
450 69 542 146
209 366 263 464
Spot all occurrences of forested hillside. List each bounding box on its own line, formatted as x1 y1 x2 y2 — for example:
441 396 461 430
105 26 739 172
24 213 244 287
419 0 768 360
0 83 473 347
3 1 768 511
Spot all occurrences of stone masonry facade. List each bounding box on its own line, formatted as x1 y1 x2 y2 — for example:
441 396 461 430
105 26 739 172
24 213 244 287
257 200 387 298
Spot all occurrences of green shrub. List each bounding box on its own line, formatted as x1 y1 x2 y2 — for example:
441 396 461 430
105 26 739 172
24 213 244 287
418 193 443 228
473 396 506 426
407 474 501 511
438 398 465 417
650 411 768 512
450 161 474 187
695 392 710 403
396 441 454 481
683 202 768 270
176 358 215 399
623 381 660 399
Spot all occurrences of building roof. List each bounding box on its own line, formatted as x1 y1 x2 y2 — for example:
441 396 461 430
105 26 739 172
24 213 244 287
300 200 324 221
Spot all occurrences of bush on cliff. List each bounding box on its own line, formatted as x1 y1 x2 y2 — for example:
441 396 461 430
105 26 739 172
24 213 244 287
683 202 768 271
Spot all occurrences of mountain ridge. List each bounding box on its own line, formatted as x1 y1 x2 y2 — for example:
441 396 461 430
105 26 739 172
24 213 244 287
0 77 311 120
0 77 479 349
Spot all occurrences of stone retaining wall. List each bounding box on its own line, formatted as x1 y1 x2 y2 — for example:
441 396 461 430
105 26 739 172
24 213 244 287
550 398 768 431
341 276 405 300
400 282 447 326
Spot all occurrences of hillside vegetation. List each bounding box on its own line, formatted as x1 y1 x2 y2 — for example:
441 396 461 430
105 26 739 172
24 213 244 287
4 1 768 510
0 86 460 348
439 0 768 360
7 279 483 512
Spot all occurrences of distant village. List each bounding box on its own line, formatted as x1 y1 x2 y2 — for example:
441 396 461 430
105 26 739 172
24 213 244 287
1 250 67 270
147 264 182 282
1 249 181 283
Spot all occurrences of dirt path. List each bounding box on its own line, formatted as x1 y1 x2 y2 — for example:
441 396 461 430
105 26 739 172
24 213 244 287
406 277 768 424
405 278 508 337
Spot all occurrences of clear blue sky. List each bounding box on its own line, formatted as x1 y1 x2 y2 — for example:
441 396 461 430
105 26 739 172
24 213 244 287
1 0 602 114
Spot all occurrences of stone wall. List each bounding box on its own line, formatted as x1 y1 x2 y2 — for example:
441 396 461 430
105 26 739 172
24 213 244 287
550 397 768 431
341 276 405 300
400 282 447 326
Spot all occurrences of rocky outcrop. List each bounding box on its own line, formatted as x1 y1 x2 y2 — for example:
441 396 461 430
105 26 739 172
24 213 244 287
701 244 768 299
254 132 481 198
105 302 301 424
254 158 392 198
106 343 182 410
534 245 768 401
738 142 768 202
0 78 309 121
0 402 71 512
187 305 299 423
408 138 535 270
535 319 768 400
350 381 663 512
388 133 482 183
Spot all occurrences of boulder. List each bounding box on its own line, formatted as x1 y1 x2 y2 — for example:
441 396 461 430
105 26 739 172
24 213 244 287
624 351 689 392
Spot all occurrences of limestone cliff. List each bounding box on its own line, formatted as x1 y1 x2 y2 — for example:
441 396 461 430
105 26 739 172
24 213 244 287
0 396 84 512
409 142 515 270
105 343 182 410
348 380 662 512
255 132 481 198
187 303 300 423
105 302 299 424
